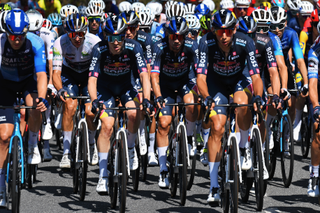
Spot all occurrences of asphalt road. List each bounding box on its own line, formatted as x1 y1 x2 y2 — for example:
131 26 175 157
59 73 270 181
2 138 320 213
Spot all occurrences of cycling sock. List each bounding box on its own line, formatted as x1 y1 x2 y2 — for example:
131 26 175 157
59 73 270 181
148 133 155 154
236 132 240 144
312 165 319 178
202 128 210 149
158 146 168 172
43 140 50 149
88 129 96 145
127 130 137 149
28 130 38 147
196 120 202 134
63 131 72 155
239 128 249 149
209 162 220 188
139 118 145 137
293 109 302 129
46 104 51 123
186 119 195 136
0 168 5 188
98 152 109 178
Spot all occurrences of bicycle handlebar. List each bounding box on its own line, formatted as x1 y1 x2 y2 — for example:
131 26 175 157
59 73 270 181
0 105 47 125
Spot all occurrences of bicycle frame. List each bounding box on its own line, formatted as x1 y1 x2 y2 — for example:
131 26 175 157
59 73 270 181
279 104 289 153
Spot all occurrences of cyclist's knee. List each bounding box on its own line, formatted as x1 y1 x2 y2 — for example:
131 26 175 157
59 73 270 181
0 131 12 143
100 122 113 137
64 100 77 116
158 118 171 134
211 124 225 138
127 110 138 123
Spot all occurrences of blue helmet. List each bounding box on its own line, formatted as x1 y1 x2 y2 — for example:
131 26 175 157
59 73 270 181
271 0 285 8
212 9 237 29
64 13 87 33
4 9 29 35
237 16 257 34
48 13 62 26
104 14 127 35
155 23 165 38
165 16 189 35
195 4 210 15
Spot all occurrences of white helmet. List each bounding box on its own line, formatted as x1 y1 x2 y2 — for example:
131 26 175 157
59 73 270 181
88 0 105 10
166 3 185 19
26 9 44 32
139 10 153 26
317 21 320 33
235 0 250 7
0 11 9 33
132 2 145 12
146 2 162 16
185 14 200 30
60 5 79 19
86 4 104 17
202 0 215 12
251 8 272 25
287 0 302 11
220 0 235 9
270 6 287 24
42 19 53 30
119 1 132 13
165 0 177 11
300 1 314 16
184 3 195 15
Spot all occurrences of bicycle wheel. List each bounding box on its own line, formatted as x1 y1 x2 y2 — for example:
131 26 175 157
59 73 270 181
268 119 279 180
229 137 239 213
281 114 294 188
119 131 128 213
78 122 88 201
72 134 79 194
109 140 118 209
264 125 270 173
11 136 21 213
252 129 264 211
169 144 178 198
187 149 196 190
140 125 148 182
240 170 253 203
132 137 140 192
178 126 187 206
221 140 229 212
300 110 310 158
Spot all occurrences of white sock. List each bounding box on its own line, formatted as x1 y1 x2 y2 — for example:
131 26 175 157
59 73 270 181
28 130 38 147
0 168 5 188
312 165 319 178
98 152 109 178
236 132 241 145
139 118 145 136
43 140 50 149
127 130 137 149
202 128 210 149
63 131 72 155
88 129 96 145
158 146 168 172
186 119 195 136
209 162 220 188
196 120 202 134
294 109 302 128
148 133 155 153
46 104 51 123
239 128 250 149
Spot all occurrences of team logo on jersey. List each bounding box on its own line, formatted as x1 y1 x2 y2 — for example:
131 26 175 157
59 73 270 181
233 51 236 56
109 62 127 67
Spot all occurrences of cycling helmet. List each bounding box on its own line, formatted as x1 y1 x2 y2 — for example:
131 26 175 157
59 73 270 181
48 13 62 26
251 8 272 25
165 0 177 11
86 4 104 17
88 0 105 10
139 10 153 26
26 9 43 32
287 0 302 11
4 9 29 35
132 2 145 12
0 10 9 33
199 13 212 30
317 20 320 33
261 1 272 8
146 2 163 16
78 6 87 15
238 16 257 33
122 10 140 25
195 3 210 15
184 3 196 15
165 16 188 34
300 1 314 16
60 5 79 19
311 9 319 22
220 0 235 9
202 0 215 12
186 14 200 30
104 14 127 35
271 0 285 8
212 9 237 29
42 19 53 30
128 0 140 3
6 2 16 9
235 0 250 7
64 13 87 32
166 3 186 19
119 1 132 13
0 3 11 11
270 6 287 24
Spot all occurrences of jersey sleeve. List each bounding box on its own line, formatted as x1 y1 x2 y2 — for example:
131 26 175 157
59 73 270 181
28 33 46 73
308 47 319 80
265 39 277 69
150 42 163 75
191 40 199 70
133 42 148 74
52 37 63 71
270 33 284 56
88 43 101 78
291 30 304 60
40 30 54 60
197 36 208 75
245 38 260 76
145 35 153 64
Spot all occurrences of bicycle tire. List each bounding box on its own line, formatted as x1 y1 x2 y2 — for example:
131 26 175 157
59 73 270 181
119 131 128 213
11 136 21 213
141 125 148 182
268 118 279 180
240 171 253 203
264 125 270 173
281 114 294 188
170 133 178 198
300 110 310 158
72 134 79 194
221 140 229 213
178 126 187 206
252 129 264 211
187 150 196 191
230 137 239 213
132 136 140 192
79 122 88 201
109 140 118 209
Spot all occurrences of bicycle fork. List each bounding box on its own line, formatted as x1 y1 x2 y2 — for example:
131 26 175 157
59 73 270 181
75 118 90 168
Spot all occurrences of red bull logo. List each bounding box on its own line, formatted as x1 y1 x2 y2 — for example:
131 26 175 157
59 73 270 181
109 62 127 67
167 62 182 68
216 61 236 66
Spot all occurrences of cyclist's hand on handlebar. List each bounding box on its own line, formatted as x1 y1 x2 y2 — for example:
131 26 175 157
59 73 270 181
272 94 281 109
58 88 67 102
155 96 165 109
47 84 57 98
281 88 291 101
142 98 155 116
252 95 263 112
204 96 215 111
36 97 48 112
313 106 320 123
91 99 100 114
300 84 309 98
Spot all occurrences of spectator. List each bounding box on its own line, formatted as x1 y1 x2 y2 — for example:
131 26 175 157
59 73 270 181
38 0 62 17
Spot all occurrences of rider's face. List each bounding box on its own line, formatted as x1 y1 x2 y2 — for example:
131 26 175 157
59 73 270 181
214 28 236 48
7 33 26 50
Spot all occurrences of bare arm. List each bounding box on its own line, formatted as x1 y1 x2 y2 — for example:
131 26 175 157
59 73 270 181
48 59 53 85
151 73 162 98
140 72 151 100
276 55 288 89
36 72 48 99
269 67 280 96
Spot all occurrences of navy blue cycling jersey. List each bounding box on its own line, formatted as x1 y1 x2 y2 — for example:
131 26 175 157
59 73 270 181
0 32 46 82
279 27 304 61
135 30 152 64
287 16 302 35
254 33 277 71
198 31 260 84
268 31 284 56
151 37 199 88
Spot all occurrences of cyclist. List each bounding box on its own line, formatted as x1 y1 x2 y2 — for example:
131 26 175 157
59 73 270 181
38 0 62 17
234 0 251 18
52 13 101 169
286 0 303 34
103 0 119 15
146 1 163 34
197 10 263 204
151 16 199 189
86 4 104 40
0 9 48 206
60 4 78 21
220 0 235 12
48 13 64 40
88 14 152 194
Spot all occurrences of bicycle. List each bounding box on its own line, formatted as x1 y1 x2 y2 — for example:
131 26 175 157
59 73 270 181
300 98 311 158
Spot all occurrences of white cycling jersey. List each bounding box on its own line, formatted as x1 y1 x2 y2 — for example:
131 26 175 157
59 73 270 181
53 32 101 73
40 27 55 60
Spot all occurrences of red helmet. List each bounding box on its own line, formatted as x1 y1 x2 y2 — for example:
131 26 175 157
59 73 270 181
311 9 319 23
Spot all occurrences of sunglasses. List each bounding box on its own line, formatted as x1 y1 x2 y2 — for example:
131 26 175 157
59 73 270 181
236 7 248 11
188 29 198 36
68 31 86 39
169 34 184 41
291 10 299 16
127 25 138 32
107 34 125 43
257 26 269 33
215 29 234 36
88 16 101 23
7 33 26 41
270 23 285 31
